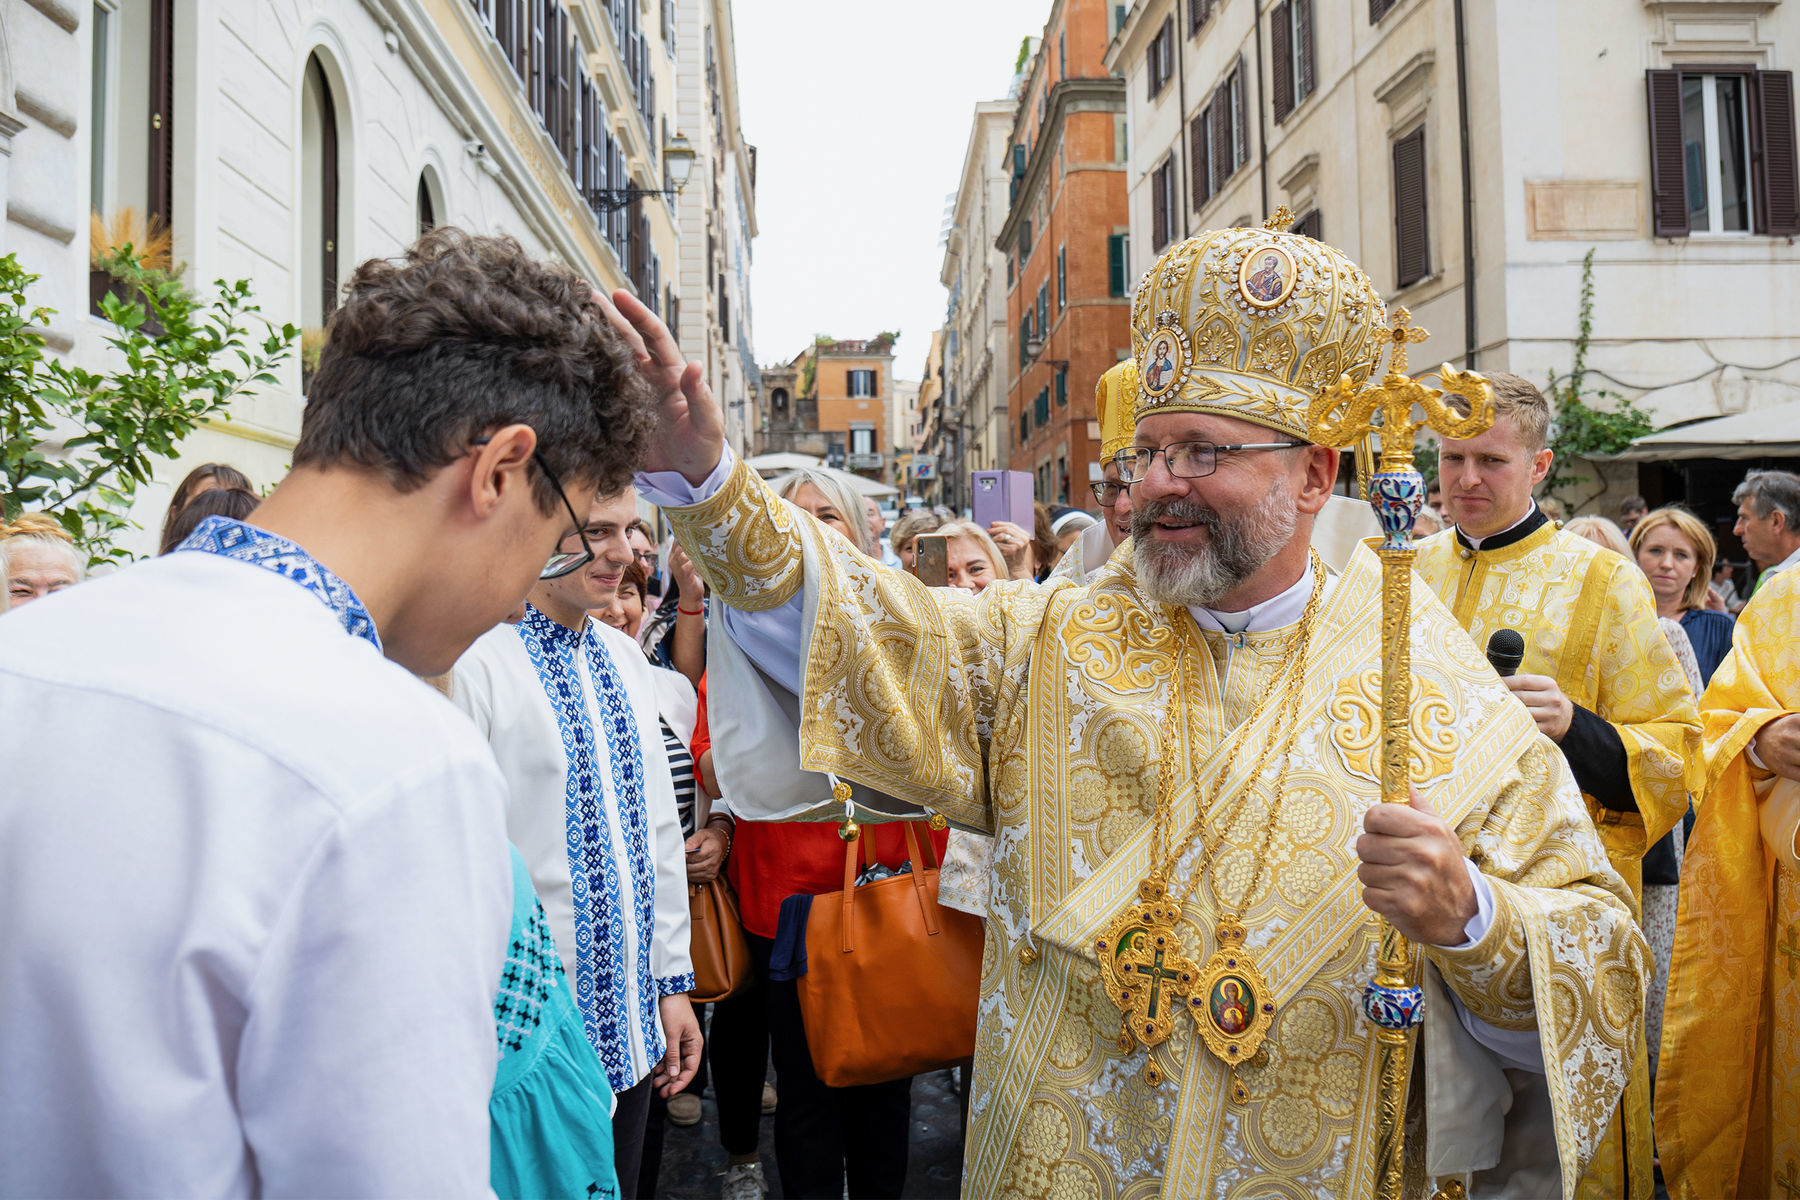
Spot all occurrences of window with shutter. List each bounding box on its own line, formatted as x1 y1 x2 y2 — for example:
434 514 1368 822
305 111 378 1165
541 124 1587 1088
1191 109 1212 208
1056 368 1068 407
1211 82 1231 190
1271 2 1293 124
1189 0 1209 34
1108 233 1127 296
1370 0 1397 22
1152 159 1172 250
1393 126 1429 287
147 0 174 231
1757 71 1800 237
530 0 547 117
1297 0 1315 103
1057 245 1066 309
1037 284 1049 333
1294 208 1322 240
1235 62 1249 167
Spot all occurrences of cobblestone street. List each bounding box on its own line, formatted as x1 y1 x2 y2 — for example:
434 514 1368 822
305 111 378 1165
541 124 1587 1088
654 1068 966 1199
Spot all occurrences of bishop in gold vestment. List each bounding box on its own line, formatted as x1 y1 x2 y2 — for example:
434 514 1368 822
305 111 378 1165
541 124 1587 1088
629 224 1647 1199
1658 567 1800 1198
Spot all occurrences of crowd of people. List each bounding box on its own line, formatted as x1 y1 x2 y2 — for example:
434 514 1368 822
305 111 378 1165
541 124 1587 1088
1 224 1798 1200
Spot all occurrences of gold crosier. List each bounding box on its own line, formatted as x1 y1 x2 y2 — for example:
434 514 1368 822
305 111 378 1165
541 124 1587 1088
1097 552 1328 1098
1304 309 1493 1200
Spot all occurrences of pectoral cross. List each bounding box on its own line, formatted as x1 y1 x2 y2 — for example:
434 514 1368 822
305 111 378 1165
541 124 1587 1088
1780 922 1800 983
1774 1156 1800 1198
1127 943 1190 1020
1114 924 1199 1048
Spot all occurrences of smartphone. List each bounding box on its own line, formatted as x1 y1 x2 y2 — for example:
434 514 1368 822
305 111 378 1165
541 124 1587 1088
915 535 949 587
971 470 1035 531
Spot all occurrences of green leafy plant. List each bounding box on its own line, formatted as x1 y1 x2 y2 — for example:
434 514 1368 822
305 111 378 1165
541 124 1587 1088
0 251 296 564
1541 248 1654 504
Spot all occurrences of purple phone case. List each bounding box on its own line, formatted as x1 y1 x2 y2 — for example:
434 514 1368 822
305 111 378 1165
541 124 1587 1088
971 470 1035 531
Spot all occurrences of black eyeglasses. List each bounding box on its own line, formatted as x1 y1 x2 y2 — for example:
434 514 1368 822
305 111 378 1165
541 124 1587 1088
1089 480 1129 505
1115 440 1307 484
473 437 594 580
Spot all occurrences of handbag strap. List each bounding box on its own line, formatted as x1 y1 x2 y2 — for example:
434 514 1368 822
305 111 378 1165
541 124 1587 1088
838 821 942 954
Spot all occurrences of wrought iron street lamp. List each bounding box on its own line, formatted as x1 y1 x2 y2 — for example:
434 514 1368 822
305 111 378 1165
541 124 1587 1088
589 131 697 212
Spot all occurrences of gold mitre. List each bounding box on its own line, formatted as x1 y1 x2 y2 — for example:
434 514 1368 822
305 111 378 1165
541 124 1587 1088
1096 358 1140 460
1131 208 1388 439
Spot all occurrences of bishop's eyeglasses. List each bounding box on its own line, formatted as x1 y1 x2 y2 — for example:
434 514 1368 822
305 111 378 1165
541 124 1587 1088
1114 440 1306 484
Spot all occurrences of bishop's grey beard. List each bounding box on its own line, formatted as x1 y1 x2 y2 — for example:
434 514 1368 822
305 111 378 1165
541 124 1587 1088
1131 480 1298 607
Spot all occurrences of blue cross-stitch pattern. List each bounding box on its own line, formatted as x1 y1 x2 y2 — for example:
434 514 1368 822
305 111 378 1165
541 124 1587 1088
176 516 380 650
516 607 662 1091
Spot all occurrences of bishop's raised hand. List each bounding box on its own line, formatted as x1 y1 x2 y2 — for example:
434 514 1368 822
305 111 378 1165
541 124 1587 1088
599 287 725 486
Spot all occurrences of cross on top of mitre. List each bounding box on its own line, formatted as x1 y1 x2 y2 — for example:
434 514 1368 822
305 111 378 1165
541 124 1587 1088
1383 308 1430 376
1263 205 1296 232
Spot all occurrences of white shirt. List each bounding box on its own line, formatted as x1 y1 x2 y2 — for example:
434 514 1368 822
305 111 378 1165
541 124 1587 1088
454 608 692 1092
0 535 511 1198
638 446 1541 1072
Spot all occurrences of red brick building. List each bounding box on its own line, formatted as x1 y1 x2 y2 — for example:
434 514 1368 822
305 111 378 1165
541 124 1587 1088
998 0 1132 511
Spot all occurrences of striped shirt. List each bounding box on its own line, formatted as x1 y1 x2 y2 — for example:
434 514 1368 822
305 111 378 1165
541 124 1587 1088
660 716 698 837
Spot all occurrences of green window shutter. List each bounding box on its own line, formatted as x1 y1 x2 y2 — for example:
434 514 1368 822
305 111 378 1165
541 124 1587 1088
1108 234 1125 296
1056 368 1067 406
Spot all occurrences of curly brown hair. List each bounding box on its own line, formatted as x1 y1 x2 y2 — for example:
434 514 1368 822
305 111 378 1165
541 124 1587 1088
294 227 653 509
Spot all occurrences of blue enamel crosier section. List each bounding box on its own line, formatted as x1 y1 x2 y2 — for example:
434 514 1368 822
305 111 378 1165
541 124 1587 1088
176 516 380 650
515 606 663 1091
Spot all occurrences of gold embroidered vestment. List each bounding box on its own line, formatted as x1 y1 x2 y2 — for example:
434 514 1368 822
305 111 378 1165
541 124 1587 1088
1657 567 1800 1199
671 460 1646 1200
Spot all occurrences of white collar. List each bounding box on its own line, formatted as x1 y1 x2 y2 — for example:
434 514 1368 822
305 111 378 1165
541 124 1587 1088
1458 502 1538 550
1773 544 1800 575
1188 565 1320 635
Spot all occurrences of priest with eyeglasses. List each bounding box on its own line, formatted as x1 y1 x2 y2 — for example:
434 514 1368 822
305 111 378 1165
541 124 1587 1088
609 218 1648 1199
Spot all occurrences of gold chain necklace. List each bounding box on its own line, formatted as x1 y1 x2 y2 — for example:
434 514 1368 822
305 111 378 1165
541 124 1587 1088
1098 553 1327 1097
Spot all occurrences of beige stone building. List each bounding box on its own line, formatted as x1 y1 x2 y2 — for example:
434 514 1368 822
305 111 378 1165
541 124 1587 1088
672 0 757 459
6 0 735 557
1108 0 1800 515
934 96 1018 512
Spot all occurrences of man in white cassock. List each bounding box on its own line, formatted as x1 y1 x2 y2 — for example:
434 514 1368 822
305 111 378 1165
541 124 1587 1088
0 231 650 1196
602 219 1649 1200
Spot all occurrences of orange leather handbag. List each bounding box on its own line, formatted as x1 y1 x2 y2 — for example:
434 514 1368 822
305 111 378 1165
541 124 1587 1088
797 822 985 1088
688 877 753 1003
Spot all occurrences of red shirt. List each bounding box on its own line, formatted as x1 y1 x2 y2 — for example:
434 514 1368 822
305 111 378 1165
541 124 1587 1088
692 673 949 939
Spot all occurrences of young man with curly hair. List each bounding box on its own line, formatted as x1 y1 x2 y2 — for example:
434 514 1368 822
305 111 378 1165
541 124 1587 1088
0 229 653 1196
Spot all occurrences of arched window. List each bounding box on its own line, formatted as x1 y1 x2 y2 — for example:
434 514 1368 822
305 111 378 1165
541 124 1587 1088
300 53 340 327
417 176 435 235
416 167 446 239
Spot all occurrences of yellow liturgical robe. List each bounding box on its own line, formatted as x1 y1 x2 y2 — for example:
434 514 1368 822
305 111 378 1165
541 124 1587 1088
1657 567 1800 1199
670 460 1647 1200
1415 520 1701 1200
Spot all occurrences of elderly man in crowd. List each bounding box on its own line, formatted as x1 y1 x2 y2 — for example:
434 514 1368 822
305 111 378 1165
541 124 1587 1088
1733 469 1800 594
0 514 84 608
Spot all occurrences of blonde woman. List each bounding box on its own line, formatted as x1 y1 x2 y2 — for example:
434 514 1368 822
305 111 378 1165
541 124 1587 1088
772 469 873 555
1630 506 1735 686
0 514 84 609
922 521 1008 593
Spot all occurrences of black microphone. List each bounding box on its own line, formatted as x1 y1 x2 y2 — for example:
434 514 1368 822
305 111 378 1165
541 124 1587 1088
1486 628 1526 678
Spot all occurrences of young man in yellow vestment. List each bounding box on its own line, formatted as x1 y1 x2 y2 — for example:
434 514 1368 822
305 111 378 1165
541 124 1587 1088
1414 374 1702 1200
618 223 1648 1199
1657 567 1800 1198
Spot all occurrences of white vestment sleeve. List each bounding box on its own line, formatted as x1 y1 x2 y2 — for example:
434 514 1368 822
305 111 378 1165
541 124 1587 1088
638 448 807 695
1431 861 1546 1073
236 760 511 1196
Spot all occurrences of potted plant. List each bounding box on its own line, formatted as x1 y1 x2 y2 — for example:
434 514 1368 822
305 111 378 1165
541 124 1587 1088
89 208 176 331
300 325 329 395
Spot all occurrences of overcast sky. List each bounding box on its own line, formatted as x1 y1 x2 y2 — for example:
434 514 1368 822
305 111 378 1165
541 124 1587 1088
732 0 1048 381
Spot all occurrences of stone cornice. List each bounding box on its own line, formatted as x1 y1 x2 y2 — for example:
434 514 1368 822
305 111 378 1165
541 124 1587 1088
995 76 1126 251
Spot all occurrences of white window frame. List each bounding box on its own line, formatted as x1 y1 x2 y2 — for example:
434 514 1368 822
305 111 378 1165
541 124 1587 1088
89 0 122 216
1687 73 1754 237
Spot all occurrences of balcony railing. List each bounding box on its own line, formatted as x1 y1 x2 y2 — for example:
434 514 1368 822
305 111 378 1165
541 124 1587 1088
847 452 884 470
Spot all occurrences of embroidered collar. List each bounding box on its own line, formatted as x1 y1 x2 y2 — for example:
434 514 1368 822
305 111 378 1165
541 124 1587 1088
518 602 589 646
1455 503 1548 554
176 516 380 650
